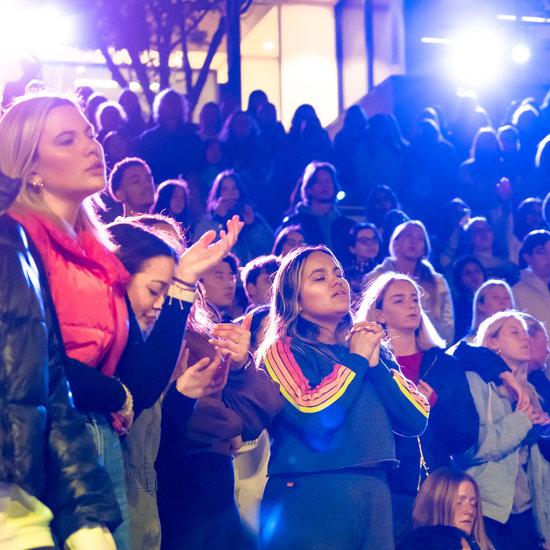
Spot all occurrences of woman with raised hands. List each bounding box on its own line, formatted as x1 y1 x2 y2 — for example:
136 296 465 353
0 92 243 549
257 245 429 550
105 215 242 550
454 311 550 550
356 272 479 539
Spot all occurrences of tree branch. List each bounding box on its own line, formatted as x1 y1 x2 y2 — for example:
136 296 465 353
99 45 129 89
188 15 225 113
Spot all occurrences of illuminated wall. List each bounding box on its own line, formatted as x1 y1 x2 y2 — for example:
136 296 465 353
279 3 339 128
241 6 281 117
339 0 369 108
372 0 405 85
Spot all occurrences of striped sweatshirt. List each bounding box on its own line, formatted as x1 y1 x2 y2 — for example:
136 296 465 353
263 337 429 476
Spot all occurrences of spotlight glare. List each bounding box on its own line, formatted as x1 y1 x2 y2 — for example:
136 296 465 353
0 6 75 56
512 43 531 64
448 28 503 87
336 190 346 201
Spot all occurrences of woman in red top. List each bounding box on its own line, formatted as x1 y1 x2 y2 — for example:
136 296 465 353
1 94 132 549
357 272 479 540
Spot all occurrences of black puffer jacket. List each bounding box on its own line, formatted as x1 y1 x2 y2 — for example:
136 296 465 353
0 215 121 543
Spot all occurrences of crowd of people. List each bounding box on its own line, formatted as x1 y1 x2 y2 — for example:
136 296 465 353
1 79 550 550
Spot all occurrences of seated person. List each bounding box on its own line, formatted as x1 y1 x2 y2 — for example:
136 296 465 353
201 254 244 321
241 255 280 310
409 467 492 550
108 157 155 217
271 224 305 257
343 222 382 296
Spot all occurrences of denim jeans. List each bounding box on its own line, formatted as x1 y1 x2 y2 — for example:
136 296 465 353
86 413 130 550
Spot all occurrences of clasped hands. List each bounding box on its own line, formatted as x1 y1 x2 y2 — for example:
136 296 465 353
347 321 386 367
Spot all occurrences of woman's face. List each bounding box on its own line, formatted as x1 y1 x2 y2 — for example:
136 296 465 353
201 260 237 308
127 255 176 335
394 225 426 261
33 104 106 203
376 280 421 333
281 231 305 256
489 317 531 367
460 262 485 294
351 228 379 261
452 481 477 536
169 186 186 214
298 251 350 325
478 286 512 319
525 203 544 231
219 177 240 203
529 328 550 368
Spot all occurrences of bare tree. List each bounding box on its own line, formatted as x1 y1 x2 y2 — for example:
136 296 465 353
72 0 252 113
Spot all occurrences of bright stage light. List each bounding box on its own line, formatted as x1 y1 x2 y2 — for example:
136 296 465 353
336 190 346 201
512 43 531 64
448 28 503 87
0 4 75 56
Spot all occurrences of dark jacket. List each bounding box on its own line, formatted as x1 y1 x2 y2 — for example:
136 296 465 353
0 215 121 542
389 347 479 496
278 203 355 263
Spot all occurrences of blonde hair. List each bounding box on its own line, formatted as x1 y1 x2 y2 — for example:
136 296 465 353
474 310 525 349
356 272 446 350
412 467 492 550
388 220 441 314
476 310 544 414
0 93 112 248
471 279 514 332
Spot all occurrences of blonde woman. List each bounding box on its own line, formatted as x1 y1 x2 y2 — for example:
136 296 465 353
411 467 493 550
365 220 455 343
468 279 515 341
0 93 134 547
455 311 550 549
357 272 478 538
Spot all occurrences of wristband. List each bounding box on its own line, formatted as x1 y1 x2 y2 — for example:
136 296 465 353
172 276 197 291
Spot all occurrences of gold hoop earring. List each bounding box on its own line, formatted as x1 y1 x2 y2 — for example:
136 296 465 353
27 175 44 193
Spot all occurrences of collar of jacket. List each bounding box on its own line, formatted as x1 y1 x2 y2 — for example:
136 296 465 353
10 209 130 288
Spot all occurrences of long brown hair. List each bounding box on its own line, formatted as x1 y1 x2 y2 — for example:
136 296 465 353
412 467 492 550
256 245 353 363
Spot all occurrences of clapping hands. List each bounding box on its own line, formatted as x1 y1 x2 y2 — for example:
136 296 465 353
177 215 244 283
